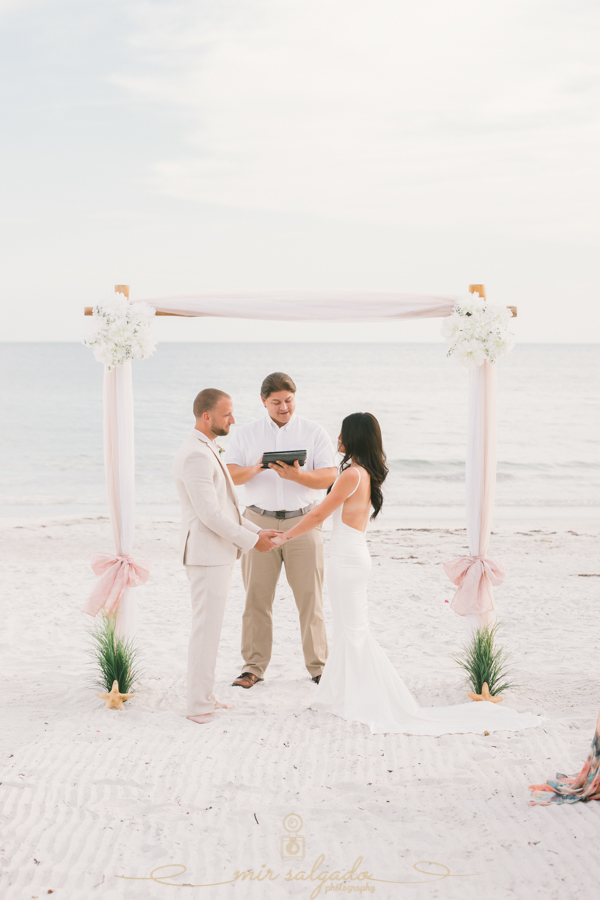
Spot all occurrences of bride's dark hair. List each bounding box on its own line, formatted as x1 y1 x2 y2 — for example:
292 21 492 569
338 412 388 519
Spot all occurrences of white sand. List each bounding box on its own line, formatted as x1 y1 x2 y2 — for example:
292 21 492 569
2 512 600 899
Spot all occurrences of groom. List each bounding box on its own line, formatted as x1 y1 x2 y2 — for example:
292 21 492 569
173 389 280 725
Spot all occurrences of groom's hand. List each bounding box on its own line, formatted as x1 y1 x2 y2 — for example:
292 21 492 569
269 459 301 481
254 529 282 552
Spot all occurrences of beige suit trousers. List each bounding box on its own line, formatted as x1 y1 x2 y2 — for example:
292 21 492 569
186 562 234 716
240 508 328 678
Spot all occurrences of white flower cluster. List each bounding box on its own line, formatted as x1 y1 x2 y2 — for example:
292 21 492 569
441 293 516 369
84 293 157 369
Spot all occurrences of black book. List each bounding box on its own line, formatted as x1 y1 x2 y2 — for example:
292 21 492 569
261 449 307 469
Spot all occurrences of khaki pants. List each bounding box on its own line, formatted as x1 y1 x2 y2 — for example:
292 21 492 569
186 562 234 716
240 508 328 678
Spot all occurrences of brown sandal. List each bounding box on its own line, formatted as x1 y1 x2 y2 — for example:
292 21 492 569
232 672 264 689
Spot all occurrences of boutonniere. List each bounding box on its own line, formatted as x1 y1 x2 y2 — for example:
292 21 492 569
216 444 226 456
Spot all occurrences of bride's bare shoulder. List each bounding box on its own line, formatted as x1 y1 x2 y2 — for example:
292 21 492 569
338 465 369 489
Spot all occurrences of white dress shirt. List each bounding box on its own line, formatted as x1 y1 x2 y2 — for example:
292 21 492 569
223 414 336 511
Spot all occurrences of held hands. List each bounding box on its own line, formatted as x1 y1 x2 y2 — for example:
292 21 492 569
268 459 301 481
271 534 286 547
255 529 282 552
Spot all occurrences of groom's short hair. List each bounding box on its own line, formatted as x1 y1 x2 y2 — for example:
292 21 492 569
193 388 230 417
260 372 297 399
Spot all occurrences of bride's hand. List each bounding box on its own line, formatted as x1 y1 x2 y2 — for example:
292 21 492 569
271 534 286 546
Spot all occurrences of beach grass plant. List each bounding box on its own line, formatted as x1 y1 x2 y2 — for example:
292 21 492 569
454 623 515 697
88 613 141 697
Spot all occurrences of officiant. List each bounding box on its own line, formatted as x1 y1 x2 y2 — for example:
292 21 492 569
225 372 337 688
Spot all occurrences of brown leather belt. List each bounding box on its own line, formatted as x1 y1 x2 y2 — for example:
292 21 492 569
247 503 315 520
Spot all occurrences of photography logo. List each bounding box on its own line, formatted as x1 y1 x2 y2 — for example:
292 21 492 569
280 814 305 862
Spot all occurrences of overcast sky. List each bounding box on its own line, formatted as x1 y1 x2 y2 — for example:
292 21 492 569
1 0 598 342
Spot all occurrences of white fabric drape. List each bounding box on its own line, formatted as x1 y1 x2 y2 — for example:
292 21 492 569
463 361 499 637
138 291 458 321
90 290 505 640
103 362 138 637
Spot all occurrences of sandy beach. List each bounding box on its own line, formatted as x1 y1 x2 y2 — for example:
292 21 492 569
3 0 599 894
2 511 599 899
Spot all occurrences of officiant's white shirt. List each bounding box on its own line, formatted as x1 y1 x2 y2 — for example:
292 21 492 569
224 414 336 511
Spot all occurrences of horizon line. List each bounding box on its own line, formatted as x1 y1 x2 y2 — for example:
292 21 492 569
1 339 599 346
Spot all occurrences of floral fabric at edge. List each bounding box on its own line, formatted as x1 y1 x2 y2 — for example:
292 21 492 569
529 711 600 805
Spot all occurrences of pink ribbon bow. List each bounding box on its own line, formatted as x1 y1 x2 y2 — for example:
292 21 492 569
82 552 150 617
443 555 505 617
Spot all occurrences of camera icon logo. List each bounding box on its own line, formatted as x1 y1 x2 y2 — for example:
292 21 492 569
280 814 305 862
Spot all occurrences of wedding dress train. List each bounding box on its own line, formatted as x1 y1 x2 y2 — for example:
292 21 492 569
311 472 541 736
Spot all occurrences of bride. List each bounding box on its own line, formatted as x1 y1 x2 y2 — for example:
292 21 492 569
272 412 540 736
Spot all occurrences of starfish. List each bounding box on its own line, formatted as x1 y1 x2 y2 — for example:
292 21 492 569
468 682 503 703
96 680 134 710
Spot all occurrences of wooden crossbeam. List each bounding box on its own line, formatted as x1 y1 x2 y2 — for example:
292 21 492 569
82 284 518 317
84 285 193 316
83 307 191 316
469 284 517 317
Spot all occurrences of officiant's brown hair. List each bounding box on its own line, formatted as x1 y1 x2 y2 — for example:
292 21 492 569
260 372 297 399
193 388 230 417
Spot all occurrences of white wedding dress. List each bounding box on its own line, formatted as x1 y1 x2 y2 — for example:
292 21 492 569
310 470 541 736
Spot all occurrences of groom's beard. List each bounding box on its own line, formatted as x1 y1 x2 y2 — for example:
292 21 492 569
212 427 229 437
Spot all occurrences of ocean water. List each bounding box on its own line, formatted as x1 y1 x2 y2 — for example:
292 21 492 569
0 343 598 516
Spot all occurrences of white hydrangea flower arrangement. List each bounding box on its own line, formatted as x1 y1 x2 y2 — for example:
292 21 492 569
441 293 516 369
84 293 157 370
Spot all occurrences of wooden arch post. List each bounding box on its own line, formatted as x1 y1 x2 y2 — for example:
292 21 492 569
460 281 501 635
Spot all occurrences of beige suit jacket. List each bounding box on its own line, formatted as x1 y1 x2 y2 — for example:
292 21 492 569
173 429 261 566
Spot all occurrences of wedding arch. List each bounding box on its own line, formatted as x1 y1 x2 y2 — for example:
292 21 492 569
82 285 517 640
